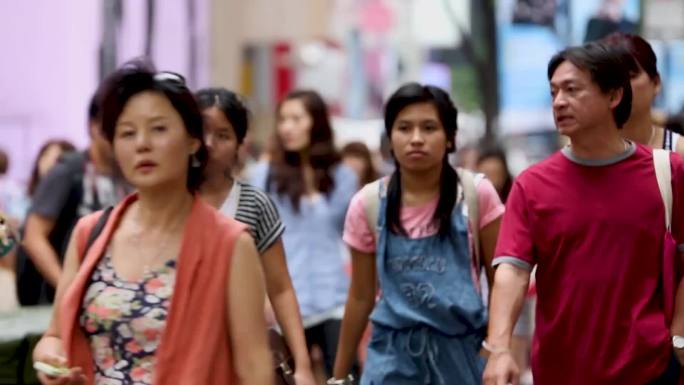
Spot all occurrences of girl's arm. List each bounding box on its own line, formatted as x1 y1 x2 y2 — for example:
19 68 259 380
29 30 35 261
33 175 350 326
261 238 315 384
480 217 502 289
332 247 377 379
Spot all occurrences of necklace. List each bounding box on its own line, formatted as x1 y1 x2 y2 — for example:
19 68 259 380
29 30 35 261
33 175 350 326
129 210 185 277
133 231 174 276
129 228 171 277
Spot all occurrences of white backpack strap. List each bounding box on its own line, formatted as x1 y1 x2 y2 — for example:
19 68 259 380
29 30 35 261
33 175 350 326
457 168 481 269
362 180 383 241
653 149 673 230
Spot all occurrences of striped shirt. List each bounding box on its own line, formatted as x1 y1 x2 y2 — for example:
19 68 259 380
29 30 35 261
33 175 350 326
663 129 682 152
220 181 285 254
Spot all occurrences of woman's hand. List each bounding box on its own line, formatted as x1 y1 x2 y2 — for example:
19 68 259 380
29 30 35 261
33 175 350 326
293 366 316 385
33 335 86 385
483 351 520 385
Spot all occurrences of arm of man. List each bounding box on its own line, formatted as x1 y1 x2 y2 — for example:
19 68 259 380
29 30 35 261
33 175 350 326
227 232 273 385
669 154 684 364
483 264 530 385
261 239 315 384
22 214 60 287
332 247 377 379
483 179 536 385
22 157 79 287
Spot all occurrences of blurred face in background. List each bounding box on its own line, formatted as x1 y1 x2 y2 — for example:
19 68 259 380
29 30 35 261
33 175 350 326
37 144 67 177
477 156 507 194
203 106 239 177
277 98 312 153
342 154 367 183
113 91 199 192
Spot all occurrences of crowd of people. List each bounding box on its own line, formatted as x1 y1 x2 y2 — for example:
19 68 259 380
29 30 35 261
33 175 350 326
0 31 683 385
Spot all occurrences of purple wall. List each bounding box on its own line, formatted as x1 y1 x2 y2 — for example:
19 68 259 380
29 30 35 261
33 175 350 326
0 0 101 183
0 0 207 184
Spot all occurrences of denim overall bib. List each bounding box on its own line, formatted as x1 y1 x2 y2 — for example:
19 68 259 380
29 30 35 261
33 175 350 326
361 182 487 385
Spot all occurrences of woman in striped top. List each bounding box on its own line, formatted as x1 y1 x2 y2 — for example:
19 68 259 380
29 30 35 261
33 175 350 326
196 88 315 385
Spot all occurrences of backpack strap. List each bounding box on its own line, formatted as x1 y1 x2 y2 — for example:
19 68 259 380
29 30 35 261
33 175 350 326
361 171 481 268
362 180 383 241
653 149 672 231
76 206 114 262
457 168 481 270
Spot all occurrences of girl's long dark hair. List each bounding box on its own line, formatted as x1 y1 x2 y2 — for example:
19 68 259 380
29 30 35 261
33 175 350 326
268 90 340 212
384 83 459 239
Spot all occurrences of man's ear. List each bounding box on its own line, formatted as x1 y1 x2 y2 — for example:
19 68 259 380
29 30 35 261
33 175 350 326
609 87 624 110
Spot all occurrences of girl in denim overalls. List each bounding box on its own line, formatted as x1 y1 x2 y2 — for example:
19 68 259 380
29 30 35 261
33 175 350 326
329 83 504 385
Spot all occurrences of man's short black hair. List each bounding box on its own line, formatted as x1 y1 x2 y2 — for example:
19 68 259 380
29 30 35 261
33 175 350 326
548 41 633 128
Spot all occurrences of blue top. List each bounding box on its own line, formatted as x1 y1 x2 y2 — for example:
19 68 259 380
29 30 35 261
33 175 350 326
250 162 358 323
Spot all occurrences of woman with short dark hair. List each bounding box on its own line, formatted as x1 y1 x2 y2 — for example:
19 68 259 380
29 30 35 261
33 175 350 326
32 62 272 385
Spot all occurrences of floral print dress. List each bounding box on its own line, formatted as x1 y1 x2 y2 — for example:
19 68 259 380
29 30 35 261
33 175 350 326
79 249 176 385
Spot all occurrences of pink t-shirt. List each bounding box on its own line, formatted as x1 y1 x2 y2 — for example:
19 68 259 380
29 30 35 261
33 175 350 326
343 176 505 253
494 143 684 385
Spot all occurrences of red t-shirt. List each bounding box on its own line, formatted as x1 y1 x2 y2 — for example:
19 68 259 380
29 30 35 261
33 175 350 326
494 143 684 385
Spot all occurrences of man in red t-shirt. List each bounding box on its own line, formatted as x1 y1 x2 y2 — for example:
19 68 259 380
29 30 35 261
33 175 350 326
483 42 684 385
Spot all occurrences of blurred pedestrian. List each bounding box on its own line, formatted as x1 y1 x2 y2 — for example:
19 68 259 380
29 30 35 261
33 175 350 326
602 32 684 156
0 148 29 230
20 92 128 305
250 89 359 380
476 145 513 203
341 142 379 186
27 140 77 198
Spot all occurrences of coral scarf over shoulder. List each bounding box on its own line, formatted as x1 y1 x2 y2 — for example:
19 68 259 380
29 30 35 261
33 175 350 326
59 194 246 385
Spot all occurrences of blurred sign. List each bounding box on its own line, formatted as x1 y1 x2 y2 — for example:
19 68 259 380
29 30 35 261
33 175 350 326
332 117 384 151
643 0 684 40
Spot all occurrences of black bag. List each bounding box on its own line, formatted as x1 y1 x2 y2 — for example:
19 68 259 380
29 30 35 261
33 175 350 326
16 204 112 306
81 207 113 257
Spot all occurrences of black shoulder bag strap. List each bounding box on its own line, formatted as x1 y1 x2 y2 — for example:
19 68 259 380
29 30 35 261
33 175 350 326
82 206 114 259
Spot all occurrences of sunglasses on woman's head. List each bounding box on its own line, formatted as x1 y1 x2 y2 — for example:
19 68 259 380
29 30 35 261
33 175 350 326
153 71 186 87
